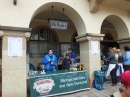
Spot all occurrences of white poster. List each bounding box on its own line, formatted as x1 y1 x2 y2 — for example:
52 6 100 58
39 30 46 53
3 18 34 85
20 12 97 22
91 41 98 55
8 37 22 56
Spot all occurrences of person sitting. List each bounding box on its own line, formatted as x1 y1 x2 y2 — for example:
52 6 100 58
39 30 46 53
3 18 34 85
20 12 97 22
68 48 77 64
62 53 72 70
109 70 130 97
42 49 57 71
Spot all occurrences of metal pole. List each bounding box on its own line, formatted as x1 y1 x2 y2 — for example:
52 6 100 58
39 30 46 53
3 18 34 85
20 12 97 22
63 8 65 20
52 6 54 19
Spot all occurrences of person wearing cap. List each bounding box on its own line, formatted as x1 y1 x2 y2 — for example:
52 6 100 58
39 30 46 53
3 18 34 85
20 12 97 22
109 70 130 97
42 49 57 71
62 53 72 70
68 48 77 64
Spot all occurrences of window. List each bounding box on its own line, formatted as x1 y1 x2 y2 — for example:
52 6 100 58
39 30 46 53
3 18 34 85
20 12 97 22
59 33 80 57
30 28 56 41
29 28 57 58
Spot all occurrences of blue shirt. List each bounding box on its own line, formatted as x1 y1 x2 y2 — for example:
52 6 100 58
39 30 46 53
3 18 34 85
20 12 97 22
42 54 57 71
69 51 77 63
123 51 130 65
69 51 76 59
53 52 60 60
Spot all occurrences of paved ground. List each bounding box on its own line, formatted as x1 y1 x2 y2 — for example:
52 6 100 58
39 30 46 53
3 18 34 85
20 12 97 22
57 82 120 97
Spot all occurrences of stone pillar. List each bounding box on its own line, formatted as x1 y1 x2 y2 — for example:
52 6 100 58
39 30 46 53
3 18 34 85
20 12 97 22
0 26 31 97
76 33 104 80
117 37 130 54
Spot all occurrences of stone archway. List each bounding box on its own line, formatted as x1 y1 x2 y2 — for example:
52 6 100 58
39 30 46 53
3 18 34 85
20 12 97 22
29 2 87 36
103 15 129 39
101 15 130 53
28 2 88 62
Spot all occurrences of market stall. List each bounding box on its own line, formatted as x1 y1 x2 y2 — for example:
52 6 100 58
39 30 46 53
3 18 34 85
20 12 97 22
29 70 90 97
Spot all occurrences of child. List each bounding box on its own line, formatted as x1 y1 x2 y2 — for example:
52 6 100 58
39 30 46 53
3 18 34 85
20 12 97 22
62 53 72 70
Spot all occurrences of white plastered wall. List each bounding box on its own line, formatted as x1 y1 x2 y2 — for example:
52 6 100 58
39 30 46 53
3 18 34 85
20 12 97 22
0 0 130 36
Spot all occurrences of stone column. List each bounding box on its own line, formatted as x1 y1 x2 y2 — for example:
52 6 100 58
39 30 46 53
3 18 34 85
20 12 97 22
117 37 130 54
0 26 31 97
75 33 104 80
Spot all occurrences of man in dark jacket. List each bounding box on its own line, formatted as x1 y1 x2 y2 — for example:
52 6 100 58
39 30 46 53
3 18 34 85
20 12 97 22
52 49 60 60
68 48 77 64
62 53 72 70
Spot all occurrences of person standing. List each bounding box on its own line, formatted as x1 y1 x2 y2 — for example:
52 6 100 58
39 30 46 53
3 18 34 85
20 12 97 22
62 53 72 70
105 47 112 58
104 48 118 86
52 49 60 60
123 46 130 71
116 49 124 83
42 49 57 71
68 48 77 64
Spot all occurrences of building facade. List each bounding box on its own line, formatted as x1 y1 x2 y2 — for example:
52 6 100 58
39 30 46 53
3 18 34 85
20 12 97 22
0 0 130 97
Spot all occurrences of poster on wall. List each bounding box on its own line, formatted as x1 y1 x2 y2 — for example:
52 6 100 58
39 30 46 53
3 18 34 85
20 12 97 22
91 41 98 55
8 37 22 57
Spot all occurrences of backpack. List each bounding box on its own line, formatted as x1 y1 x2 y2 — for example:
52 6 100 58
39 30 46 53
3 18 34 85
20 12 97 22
92 80 104 90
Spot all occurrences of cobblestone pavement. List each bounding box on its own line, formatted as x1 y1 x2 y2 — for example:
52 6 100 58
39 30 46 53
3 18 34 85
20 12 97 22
57 82 120 97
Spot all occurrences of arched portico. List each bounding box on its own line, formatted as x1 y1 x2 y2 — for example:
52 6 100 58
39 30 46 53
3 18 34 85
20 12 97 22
104 15 129 39
101 15 130 53
1 0 130 97
29 2 105 82
29 2 87 36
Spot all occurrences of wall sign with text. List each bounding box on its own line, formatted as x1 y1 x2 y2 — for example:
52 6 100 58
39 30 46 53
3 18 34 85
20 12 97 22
49 19 68 30
8 37 22 57
29 70 90 97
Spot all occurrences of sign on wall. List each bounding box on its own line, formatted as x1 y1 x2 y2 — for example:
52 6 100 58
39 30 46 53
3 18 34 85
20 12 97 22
49 19 68 30
8 37 22 57
91 41 98 55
